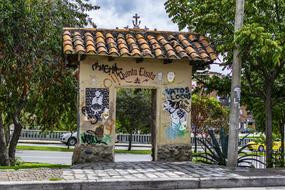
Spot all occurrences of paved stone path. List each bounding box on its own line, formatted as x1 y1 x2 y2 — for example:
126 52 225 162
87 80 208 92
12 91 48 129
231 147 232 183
65 162 242 181
1 162 285 182
1 162 285 190
0 161 275 182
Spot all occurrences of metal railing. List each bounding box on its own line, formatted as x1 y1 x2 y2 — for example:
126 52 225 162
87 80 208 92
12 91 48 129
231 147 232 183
240 151 285 169
243 151 266 169
191 137 254 147
18 130 255 145
116 133 151 144
239 137 253 146
19 130 67 141
18 130 152 144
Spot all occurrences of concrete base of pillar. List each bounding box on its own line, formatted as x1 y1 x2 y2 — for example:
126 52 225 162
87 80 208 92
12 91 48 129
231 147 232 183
157 144 192 161
72 144 114 165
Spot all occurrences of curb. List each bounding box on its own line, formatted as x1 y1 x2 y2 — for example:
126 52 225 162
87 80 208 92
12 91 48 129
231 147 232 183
1 176 285 190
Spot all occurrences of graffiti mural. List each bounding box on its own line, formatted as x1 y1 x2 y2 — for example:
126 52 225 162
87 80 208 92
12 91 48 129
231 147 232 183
92 61 156 85
81 125 112 145
163 87 191 139
92 62 123 76
81 88 109 124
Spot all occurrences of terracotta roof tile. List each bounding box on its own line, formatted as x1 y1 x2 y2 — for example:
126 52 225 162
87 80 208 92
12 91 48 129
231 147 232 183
147 35 164 58
192 42 211 62
95 31 104 39
117 36 130 57
84 32 96 54
189 34 198 42
157 35 178 59
72 32 85 54
125 34 141 57
63 45 74 54
105 33 119 56
63 31 74 54
63 28 217 64
95 37 105 44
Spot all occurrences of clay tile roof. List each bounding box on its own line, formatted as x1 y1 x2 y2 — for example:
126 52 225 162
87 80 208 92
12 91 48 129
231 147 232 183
63 28 217 64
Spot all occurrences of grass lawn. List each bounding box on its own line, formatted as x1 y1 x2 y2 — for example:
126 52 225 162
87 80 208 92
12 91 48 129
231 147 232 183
115 149 151 154
16 145 152 154
0 162 70 170
17 145 74 152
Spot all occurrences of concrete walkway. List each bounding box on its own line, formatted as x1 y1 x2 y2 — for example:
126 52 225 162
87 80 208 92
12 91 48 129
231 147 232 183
1 161 285 190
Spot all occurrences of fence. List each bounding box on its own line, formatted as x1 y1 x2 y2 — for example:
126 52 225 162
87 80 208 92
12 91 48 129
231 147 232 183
19 130 67 141
193 137 285 169
19 130 255 145
191 136 254 147
239 151 285 169
18 130 152 144
244 151 266 168
116 133 151 144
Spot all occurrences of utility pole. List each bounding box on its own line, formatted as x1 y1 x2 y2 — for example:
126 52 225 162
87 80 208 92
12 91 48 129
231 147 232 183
227 0 244 167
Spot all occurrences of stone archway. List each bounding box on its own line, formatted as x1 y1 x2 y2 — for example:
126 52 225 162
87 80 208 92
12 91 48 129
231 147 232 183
114 87 157 162
63 27 216 164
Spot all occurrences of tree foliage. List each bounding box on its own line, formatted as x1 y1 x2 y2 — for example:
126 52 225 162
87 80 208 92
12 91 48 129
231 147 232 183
116 89 152 150
192 94 229 132
165 0 285 168
0 0 99 166
193 73 231 100
191 94 229 152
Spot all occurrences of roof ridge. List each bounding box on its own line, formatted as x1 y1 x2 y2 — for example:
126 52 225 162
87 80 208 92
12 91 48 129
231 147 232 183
63 27 201 36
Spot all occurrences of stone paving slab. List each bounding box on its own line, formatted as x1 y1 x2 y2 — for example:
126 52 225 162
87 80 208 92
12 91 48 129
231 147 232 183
1 162 285 190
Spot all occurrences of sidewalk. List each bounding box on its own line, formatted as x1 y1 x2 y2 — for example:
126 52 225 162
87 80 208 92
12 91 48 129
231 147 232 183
1 161 285 190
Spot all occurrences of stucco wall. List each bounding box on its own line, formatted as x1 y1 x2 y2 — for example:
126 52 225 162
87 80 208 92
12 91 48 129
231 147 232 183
78 56 192 160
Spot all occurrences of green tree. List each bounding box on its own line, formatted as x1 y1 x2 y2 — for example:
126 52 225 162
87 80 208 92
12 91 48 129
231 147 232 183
116 89 152 151
0 0 99 166
194 70 285 167
165 0 285 168
236 24 285 167
191 94 229 152
193 73 231 102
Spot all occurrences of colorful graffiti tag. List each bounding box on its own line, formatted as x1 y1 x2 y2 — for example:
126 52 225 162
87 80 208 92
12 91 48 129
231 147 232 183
92 61 156 85
81 125 112 145
81 88 109 124
163 87 191 139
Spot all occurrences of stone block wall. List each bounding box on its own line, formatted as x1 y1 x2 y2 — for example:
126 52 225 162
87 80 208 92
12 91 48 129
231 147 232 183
72 144 113 165
157 144 192 161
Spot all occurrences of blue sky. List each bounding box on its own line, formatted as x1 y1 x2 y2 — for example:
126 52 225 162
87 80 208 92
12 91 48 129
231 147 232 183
90 0 178 31
89 0 230 75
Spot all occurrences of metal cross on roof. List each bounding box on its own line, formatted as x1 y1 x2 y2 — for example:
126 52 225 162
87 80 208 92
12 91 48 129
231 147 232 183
132 13 141 28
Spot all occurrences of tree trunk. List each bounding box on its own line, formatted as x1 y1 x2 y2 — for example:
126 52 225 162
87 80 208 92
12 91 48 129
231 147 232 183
5 124 11 146
194 130 197 153
265 87 273 168
9 114 23 166
280 124 285 167
0 112 10 166
151 89 157 161
128 132 133 151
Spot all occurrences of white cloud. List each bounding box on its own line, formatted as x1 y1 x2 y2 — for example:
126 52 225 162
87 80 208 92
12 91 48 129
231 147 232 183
89 0 178 31
210 64 231 76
